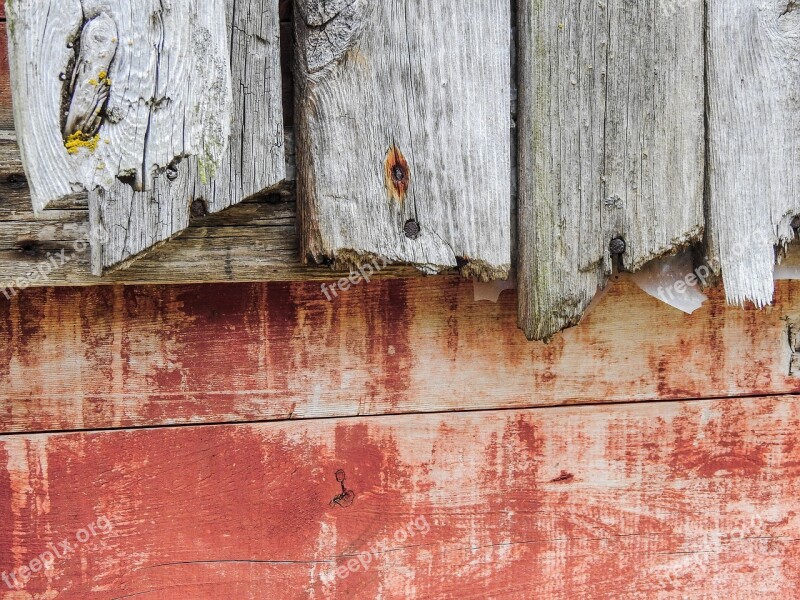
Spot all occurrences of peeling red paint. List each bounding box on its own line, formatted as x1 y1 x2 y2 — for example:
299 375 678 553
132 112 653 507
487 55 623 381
3 279 800 432
0 399 798 596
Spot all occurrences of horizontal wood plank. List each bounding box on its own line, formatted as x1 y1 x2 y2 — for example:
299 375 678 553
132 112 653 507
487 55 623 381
1 396 799 597
2 276 800 433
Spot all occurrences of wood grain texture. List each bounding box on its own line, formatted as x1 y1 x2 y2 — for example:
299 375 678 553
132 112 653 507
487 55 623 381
88 0 286 274
2 275 800 433
707 0 800 308
90 0 285 274
1 396 799 597
6 0 236 274
517 0 705 340
0 25 11 131
196 0 285 214
3 0 284 274
0 135 420 287
6 0 232 211
294 0 511 279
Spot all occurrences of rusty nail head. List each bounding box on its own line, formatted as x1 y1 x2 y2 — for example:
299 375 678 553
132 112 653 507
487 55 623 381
609 237 626 255
404 219 420 239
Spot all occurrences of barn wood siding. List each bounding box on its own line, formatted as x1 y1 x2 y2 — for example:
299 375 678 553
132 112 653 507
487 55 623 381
1 277 798 434
1 396 799 597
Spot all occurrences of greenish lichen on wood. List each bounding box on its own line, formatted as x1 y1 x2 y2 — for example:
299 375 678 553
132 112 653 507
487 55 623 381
517 0 705 340
7 0 284 275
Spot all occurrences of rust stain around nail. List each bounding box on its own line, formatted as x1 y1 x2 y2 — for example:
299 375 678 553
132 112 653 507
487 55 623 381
384 145 410 202
550 470 574 483
330 469 355 508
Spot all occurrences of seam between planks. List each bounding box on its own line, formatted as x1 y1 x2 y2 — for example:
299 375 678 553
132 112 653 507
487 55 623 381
3 391 799 438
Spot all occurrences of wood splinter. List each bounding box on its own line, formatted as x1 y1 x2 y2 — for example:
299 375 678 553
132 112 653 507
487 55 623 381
6 0 264 275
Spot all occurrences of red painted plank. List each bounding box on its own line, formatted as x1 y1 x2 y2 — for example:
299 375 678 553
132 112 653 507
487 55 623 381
1 397 799 597
2 277 800 433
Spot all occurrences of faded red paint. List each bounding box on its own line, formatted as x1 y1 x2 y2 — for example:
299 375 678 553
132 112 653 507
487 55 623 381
0 399 799 597
3 278 800 433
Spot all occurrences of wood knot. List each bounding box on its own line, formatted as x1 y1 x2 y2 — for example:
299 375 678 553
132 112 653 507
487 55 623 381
190 199 208 218
63 13 118 141
384 145 410 202
550 470 574 483
6 174 27 190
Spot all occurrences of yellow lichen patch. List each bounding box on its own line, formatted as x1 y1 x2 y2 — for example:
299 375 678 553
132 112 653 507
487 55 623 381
89 71 112 87
65 131 101 155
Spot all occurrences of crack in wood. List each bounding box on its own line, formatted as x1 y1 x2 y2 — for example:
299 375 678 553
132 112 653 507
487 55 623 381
63 13 117 141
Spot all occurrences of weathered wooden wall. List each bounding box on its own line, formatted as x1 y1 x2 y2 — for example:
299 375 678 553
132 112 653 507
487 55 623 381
3 397 800 597
517 0 705 340
0 6 420 288
3 3 800 597
0 0 800 337
1 278 800 597
2 276 800 434
707 0 800 307
294 0 511 279
0 6 294 281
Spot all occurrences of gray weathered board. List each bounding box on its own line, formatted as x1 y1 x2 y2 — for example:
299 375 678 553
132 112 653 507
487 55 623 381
6 0 285 274
707 0 800 308
517 0 705 340
88 0 285 273
294 0 511 280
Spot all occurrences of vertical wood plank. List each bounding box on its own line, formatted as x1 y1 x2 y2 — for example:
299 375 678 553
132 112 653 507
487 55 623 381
707 0 800 307
517 0 705 340
6 0 232 212
0 23 10 131
294 0 511 280
88 0 286 273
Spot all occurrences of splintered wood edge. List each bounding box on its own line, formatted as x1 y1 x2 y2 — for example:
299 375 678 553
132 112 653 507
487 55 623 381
293 0 511 282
